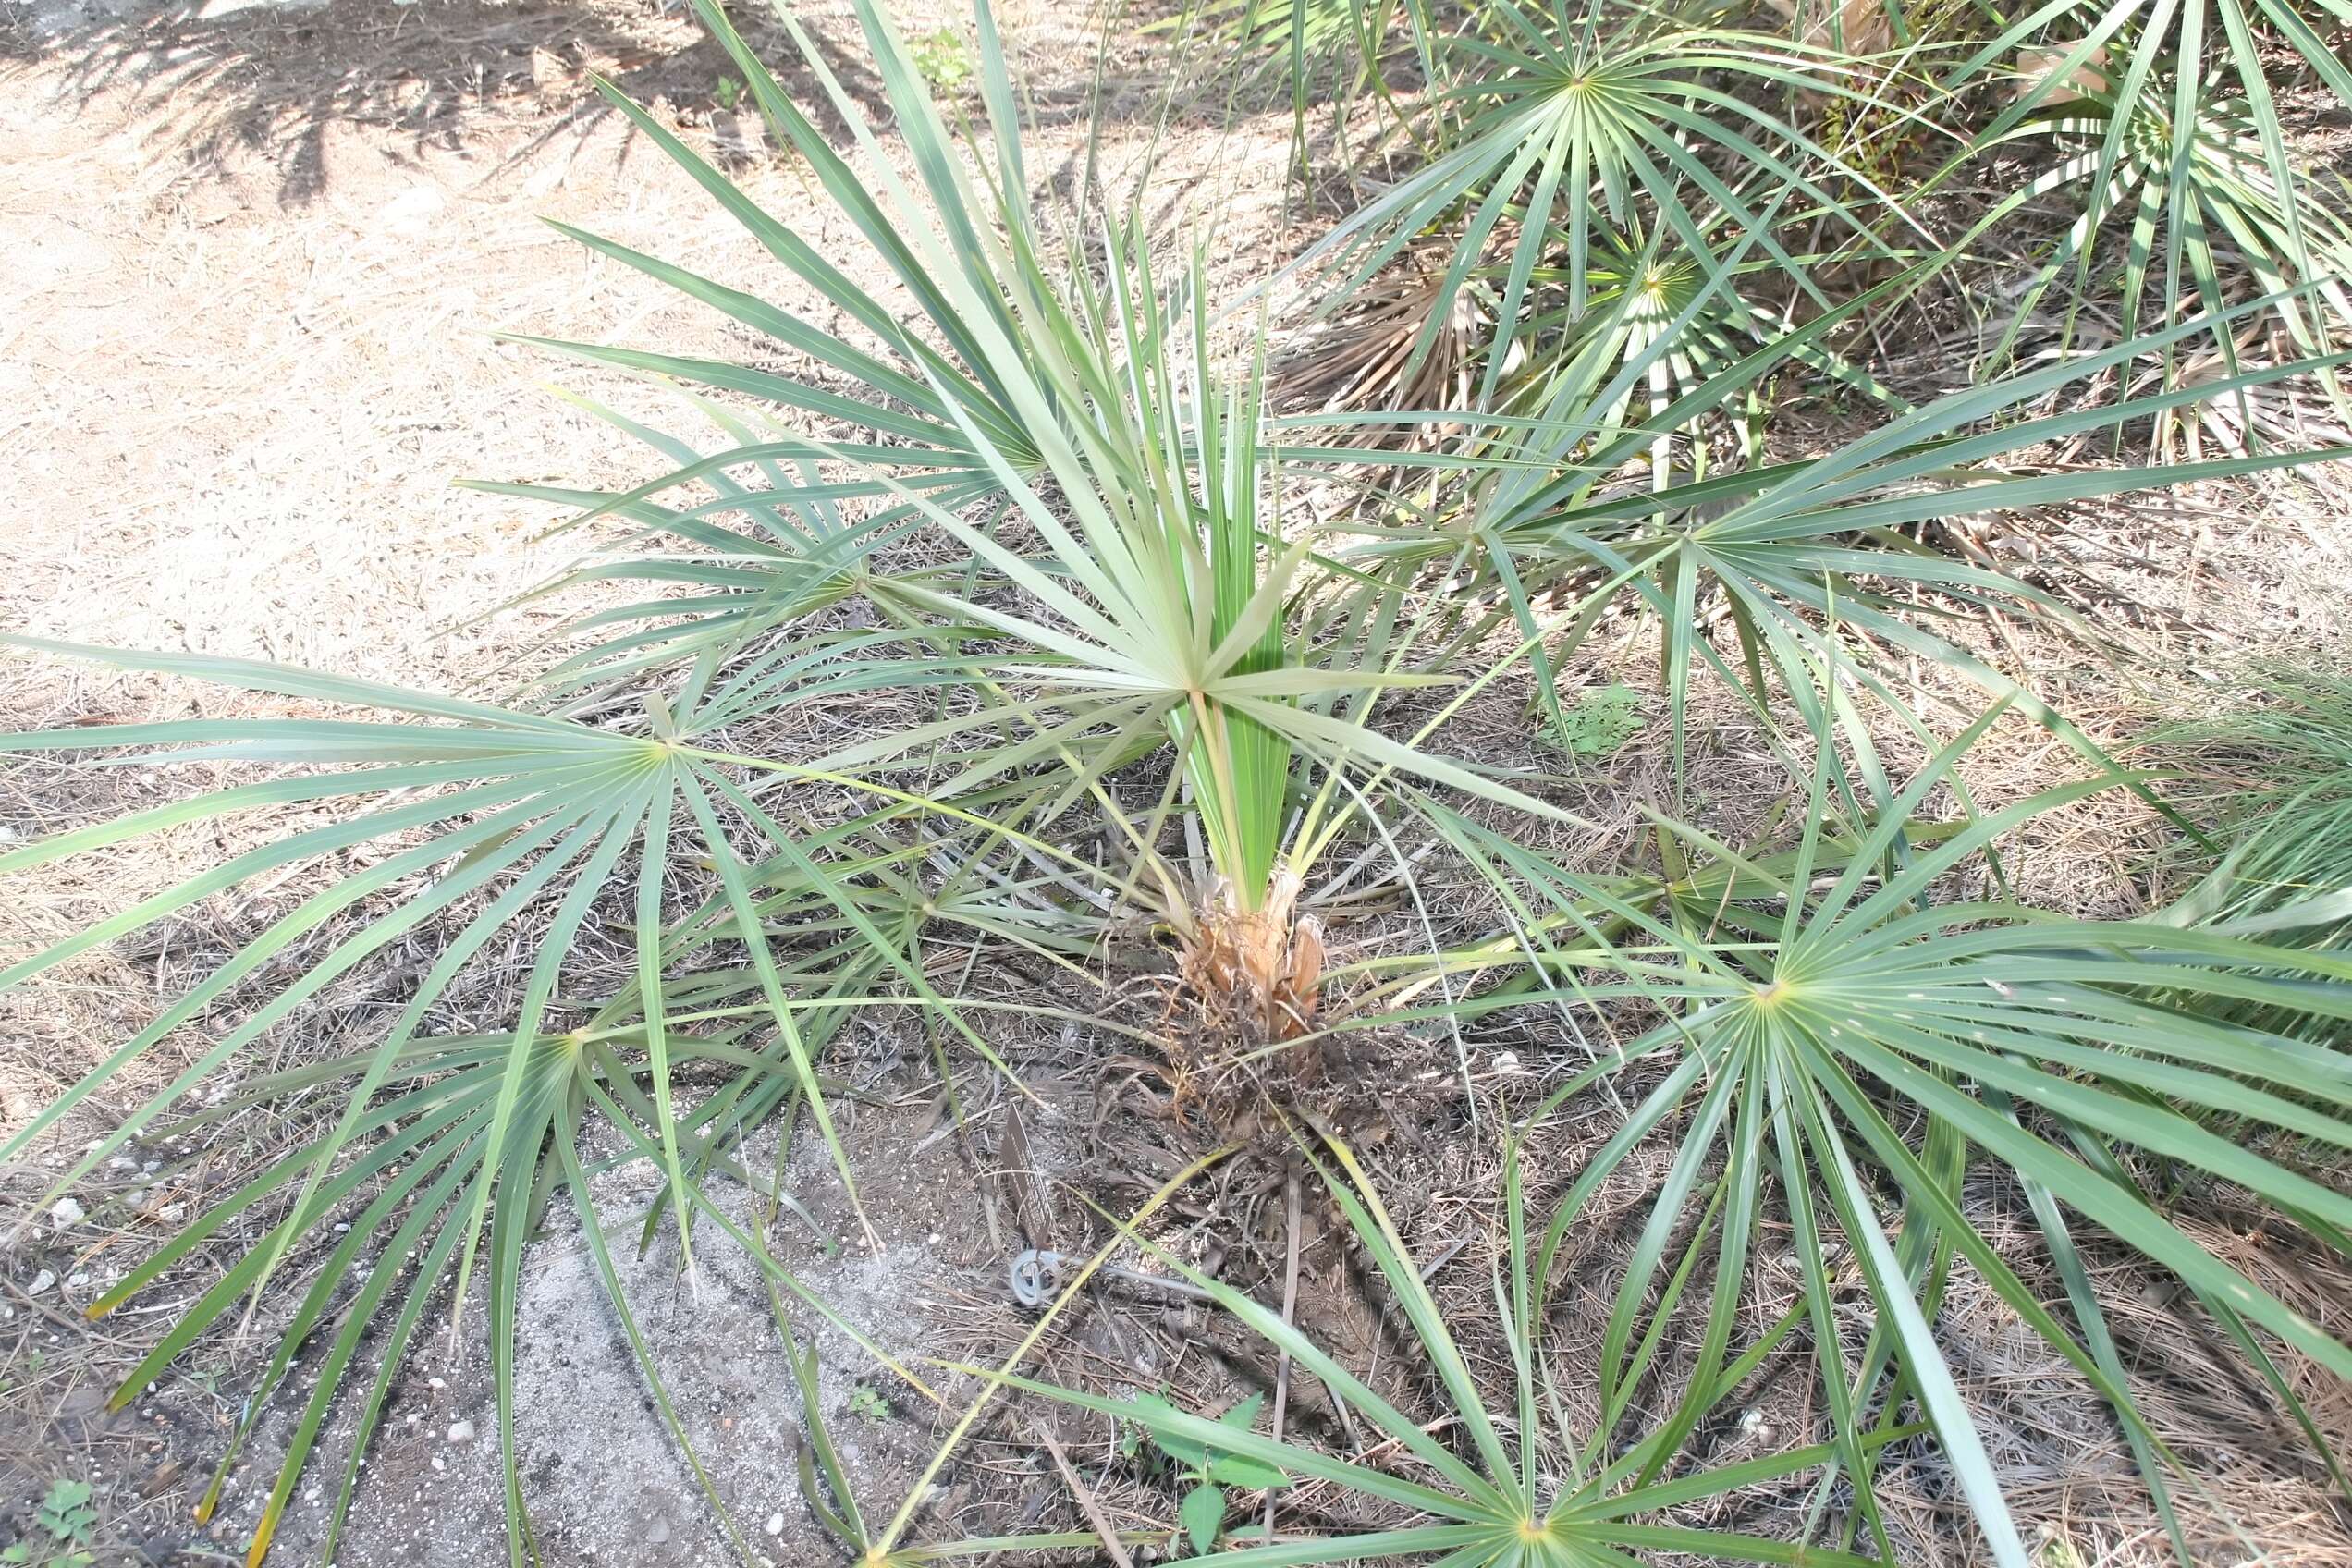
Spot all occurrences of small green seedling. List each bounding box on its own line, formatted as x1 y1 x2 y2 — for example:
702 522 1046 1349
1132 1391 1289 1554
910 28 973 92
0 1348 43 1400
4 1478 97 1568
1548 682 1644 756
2037 1536 2087 1568
714 74 743 111
845 1384 892 1423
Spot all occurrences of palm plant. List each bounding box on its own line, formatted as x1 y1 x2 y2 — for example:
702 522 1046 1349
984 1128 1918 1567
1276 0 1920 409
1312 687 2352 1566
1961 69 2352 444
2144 664 2352 1047
2162 665 2352 924
1924 0 2352 423
0 645 1022 1559
1944 0 2352 284
1312 271 2346 782
1507 220 1908 447
1270 221 1903 452
6 0 2352 1565
0 5 1559 1552
462 0 1079 702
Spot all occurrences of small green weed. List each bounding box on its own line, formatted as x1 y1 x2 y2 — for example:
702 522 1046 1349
1548 683 1644 756
713 73 743 111
4 1479 97 1568
909 28 972 91
845 1384 893 1422
2036 1535 2086 1568
1131 1391 1289 1554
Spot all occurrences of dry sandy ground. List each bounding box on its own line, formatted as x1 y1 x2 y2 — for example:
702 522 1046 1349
4 0 2352 1564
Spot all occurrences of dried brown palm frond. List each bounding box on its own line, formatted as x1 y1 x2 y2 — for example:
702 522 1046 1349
1270 252 1493 449
2132 326 2352 462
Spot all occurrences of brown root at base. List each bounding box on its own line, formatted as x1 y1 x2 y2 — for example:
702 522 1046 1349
1176 876 1328 1052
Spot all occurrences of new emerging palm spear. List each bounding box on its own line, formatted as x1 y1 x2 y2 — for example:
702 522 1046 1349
5 1 2352 1565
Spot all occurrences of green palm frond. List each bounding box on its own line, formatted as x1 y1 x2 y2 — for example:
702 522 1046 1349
1966 70 2352 443
1512 221 1909 453
1448 696 2352 1567
1280 0 1921 406
2145 664 2352 1048
980 1125 1908 1567
1939 0 2352 406
1329 288 2348 785
0 635 1076 1561
459 0 1081 699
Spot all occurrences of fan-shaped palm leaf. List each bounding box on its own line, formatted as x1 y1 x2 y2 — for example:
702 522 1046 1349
1964 71 2352 444
1324 286 2349 788
1944 0 2352 359
1280 0 1921 407
980 1126 1910 1566
1421 693 2352 1566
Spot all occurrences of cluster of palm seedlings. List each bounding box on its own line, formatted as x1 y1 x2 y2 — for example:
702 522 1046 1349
1238 0 2352 457
6 0 2352 1565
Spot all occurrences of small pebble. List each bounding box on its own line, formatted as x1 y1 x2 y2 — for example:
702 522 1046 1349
28 1269 55 1294
447 1420 475 1444
51 1196 85 1227
765 1513 784 1537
